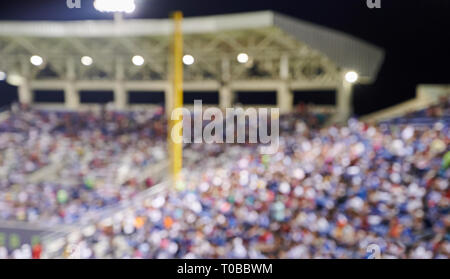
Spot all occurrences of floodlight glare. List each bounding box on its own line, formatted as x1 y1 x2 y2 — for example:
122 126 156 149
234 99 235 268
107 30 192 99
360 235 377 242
30 55 44 66
132 55 145 66
345 71 359 83
237 53 249 64
0 71 6 81
183 55 195 66
94 0 136 13
81 56 93 66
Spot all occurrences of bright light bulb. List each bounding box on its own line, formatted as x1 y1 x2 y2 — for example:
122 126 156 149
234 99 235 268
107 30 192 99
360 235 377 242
345 71 359 83
132 55 145 66
183 55 195 66
94 0 136 14
30 55 44 66
237 53 249 64
0 71 6 81
81 56 93 66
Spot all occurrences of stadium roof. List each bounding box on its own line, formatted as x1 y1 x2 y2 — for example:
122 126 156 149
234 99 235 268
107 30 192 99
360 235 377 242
0 11 384 83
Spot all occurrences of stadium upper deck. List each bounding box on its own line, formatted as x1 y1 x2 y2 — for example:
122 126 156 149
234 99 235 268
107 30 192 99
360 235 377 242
0 11 384 121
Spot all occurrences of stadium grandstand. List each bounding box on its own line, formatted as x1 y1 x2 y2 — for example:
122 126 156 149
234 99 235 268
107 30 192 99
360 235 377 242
0 11 384 122
0 6 448 260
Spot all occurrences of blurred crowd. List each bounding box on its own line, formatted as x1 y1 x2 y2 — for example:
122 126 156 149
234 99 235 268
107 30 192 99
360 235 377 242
39 99 448 259
0 104 166 225
0 97 448 259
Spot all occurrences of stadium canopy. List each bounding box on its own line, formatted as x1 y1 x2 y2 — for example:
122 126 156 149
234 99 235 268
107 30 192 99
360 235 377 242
0 11 384 121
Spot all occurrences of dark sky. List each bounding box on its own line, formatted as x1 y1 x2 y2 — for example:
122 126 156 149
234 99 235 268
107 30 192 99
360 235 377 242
0 0 449 115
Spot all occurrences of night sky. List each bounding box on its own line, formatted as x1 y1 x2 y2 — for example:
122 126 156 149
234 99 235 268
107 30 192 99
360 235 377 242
0 0 449 115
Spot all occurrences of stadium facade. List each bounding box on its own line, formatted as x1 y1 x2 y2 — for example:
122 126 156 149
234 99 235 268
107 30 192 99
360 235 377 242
0 11 384 122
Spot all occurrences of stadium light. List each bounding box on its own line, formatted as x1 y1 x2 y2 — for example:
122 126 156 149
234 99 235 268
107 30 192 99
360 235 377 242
81 56 93 66
345 71 359 83
237 53 249 64
183 54 195 66
0 71 6 81
132 55 145 66
30 55 44 66
93 0 136 14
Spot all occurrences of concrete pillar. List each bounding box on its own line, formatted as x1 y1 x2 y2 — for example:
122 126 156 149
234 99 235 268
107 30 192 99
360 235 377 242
65 58 79 109
277 82 293 113
336 79 354 122
221 57 231 83
219 57 233 110
19 57 33 105
18 78 32 105
114 58 127 109
65 81 79 109
277 54 292 113
219 86 233 110
280 54 289 80
114 81 127 109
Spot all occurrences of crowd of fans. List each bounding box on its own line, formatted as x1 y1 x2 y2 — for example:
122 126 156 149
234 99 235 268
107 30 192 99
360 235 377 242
0 97 449 259
0 104 166 225
47 100 450 259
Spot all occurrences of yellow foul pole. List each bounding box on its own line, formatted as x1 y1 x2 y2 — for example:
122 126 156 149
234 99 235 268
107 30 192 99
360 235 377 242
169 11 184 183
